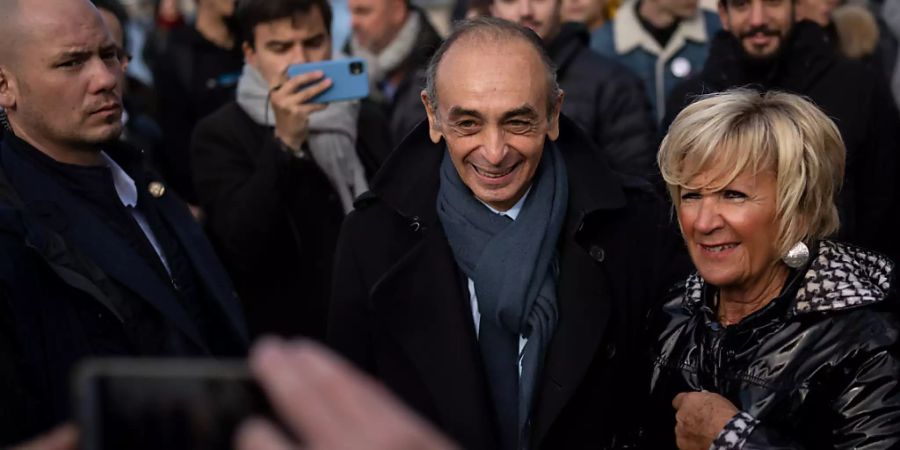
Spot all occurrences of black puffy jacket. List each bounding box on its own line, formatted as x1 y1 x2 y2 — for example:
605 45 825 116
644 240 900 449
547 23 658 181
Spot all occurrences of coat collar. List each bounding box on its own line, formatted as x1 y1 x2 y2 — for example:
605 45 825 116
681 240 895 319
613 0 711 55
364 114 627 231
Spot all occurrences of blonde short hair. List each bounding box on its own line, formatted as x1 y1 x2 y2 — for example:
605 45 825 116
658 89 845 256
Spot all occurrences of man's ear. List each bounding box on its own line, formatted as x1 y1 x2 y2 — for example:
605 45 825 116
0 67 16 110
421 90 443 144
718 3 731 32
547 89 564 141
242 41 256 66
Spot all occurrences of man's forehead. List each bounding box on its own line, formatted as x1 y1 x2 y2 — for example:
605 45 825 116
19 3 109 45
435 37 547 104
348 0 381 10
256 9 327 39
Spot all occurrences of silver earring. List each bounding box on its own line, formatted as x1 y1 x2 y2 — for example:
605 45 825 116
782 242 810 268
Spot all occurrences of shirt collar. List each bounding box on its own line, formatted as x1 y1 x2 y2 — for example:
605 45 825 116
478 186 532 221
100 151 138 208
614 0 712 54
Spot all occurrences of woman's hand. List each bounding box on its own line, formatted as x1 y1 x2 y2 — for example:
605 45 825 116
672 391 739 450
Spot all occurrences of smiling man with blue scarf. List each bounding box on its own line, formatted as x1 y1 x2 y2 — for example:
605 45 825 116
327 17 691 450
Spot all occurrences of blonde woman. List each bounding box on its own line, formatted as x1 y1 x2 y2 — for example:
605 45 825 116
646 90 900 450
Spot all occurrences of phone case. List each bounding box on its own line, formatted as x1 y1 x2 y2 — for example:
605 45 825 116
286 58 370 104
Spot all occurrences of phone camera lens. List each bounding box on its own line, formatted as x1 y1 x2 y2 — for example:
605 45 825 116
350 62 363 75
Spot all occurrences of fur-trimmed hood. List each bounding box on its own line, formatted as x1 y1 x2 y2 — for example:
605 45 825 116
832 4 880 58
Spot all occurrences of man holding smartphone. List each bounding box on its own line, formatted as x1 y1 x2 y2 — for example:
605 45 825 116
190 0 389 340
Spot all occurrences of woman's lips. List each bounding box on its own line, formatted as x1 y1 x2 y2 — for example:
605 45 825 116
698 243 740 258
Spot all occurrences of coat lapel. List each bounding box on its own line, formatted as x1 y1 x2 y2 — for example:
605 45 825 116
370 223 499 447
0 142 208 350
152 186 249 343
532 235 612 444
530 116 624 445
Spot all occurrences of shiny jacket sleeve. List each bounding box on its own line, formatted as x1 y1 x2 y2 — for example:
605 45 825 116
724 341 900 449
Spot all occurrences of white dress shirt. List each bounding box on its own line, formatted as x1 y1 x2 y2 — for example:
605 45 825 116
101 152 171 275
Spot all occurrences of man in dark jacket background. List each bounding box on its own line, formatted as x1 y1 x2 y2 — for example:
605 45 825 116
328 17 689 450
346 0 443 145
0 0 247 444
191 0 389 339
491 0 660 180
665 0 900 261
151 0 244 208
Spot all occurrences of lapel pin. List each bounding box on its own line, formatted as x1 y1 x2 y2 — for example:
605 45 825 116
148 181 166 198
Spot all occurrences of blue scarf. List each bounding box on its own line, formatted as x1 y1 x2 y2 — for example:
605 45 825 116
437 141 568 449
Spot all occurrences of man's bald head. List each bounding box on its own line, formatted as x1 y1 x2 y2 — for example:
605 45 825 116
423 17 561 121
0 0 122 164
0 0 109 66
0 0 22 65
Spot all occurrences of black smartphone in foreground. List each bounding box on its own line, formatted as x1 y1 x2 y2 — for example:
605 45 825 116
74 358 274 450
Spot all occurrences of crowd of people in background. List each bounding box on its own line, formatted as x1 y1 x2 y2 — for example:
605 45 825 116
1 0 900 448
96 0 900 260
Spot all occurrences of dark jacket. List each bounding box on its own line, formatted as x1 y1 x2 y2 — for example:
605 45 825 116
664 22 900 262
349 8 443 147
645 240 900 449
548 22 658 180
151 25 244 204
327 117 691 449
191 101 388 339
0 134 247 445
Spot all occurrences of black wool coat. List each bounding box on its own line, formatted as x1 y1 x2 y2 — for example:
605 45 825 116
191 101 389 339
0 135 247 446
327 117 692 449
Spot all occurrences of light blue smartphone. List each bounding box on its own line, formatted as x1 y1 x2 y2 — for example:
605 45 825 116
286 58 369 104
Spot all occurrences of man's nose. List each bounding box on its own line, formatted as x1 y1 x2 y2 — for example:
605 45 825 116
289 45 310 66
692 198 725 234
518 0 535 17
481 127 507 165
749 0 766 27
89 58 120 94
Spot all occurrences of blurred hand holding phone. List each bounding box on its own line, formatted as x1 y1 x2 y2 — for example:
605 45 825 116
75 359 274 450
72 341 458 450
